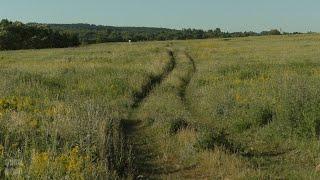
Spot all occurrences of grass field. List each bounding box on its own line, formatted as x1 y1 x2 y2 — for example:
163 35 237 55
1 34 320 179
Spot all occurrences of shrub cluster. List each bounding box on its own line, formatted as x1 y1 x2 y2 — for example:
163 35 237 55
0 19 80 50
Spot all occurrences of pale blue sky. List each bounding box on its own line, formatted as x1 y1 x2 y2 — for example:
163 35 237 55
1 0 319 32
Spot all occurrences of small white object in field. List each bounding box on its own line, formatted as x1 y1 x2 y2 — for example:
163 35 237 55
129 40 132 44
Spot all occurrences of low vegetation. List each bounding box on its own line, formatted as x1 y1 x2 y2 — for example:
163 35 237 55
1 34 320 179
0 42 170 178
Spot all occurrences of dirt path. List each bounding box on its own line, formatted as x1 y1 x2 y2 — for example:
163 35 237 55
123 50 176 179
132 51 176 108
178 52 197 103
126 51 200 179
121 49 293 179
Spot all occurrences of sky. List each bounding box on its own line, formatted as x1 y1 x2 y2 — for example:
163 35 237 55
1 0 320 32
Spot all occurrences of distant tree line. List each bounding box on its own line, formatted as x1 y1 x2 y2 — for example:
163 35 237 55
0 19 80 50
0 19 303 50
45 23 291 44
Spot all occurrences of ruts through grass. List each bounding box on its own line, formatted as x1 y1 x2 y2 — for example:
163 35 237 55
123 50 176 178
3 35 320 179
123 49 209 179
0 42 172 179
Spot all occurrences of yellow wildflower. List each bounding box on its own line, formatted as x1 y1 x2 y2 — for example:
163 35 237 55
67 146 81 172
30 151 50 176
0 144 4 156
235 94 242 102
234 79 241 85
29 119 38 129
259 75 270 81
0 99 4 107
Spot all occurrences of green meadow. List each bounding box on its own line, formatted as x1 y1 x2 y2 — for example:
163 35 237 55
1 34 320 179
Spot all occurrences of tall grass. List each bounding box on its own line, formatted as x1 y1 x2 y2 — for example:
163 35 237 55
2 34 320 178
180 35 320 178
0 42 169 179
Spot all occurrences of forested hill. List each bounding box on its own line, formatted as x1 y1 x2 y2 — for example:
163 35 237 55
39 23 193 43
1 19 299 50
44 23 177 33
31 23 286 44
45 23 183 43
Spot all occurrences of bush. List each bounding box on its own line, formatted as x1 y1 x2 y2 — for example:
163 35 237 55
169 118 188 134
0 19 80 50
257 106 274 126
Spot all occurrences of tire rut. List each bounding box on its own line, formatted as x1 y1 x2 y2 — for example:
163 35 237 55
178 52 197 103
180 53 290 163
132 50 176 108
122 50 176 179
193 124 293 158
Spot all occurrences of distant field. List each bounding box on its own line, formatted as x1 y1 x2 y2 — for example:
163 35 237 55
1 34 320 179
